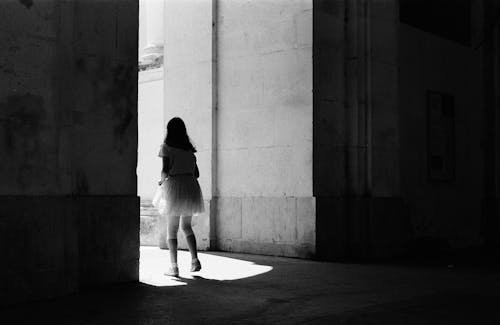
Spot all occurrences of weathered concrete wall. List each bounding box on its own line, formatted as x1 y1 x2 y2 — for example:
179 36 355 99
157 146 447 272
138 70 163 200
0 0 139 306
163 0 314 257
313 0 406 260
163 0 215 250
481 0 500 252
215 0 315 257
399 24 484 249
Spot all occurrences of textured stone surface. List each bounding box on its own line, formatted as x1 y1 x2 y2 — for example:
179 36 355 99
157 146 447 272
316 196 409 261
0 0 138 195
163 0 314 257
215 197 242 240
217 196 315 258
297 196 316 246
211 0 314 258
76 196 140 287
0 195 139 306
137 75 164 200
0 0 139 306
313 0 403 260
217 0 313 198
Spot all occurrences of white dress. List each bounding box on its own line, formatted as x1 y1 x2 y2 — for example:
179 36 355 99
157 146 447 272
152 144 205 217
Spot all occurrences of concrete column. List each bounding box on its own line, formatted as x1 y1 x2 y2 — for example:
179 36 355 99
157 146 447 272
139 0 164 68
0 0 139 305
314 0 405 260
481 0 500 251
164 0 315 257
145 0 164 47
214 0 315 258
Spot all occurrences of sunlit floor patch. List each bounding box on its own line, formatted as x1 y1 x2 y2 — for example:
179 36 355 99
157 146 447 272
139 246 273 287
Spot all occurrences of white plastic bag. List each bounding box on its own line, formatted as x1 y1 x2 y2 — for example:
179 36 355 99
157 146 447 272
152 185 166 215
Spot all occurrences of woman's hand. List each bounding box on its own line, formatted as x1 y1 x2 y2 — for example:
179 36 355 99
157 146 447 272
159 172 167 185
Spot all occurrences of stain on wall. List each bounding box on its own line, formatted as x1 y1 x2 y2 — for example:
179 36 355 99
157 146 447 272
107 64 134 151
3 94 45 152
19 0 33 9
74 170 89 195
1 94 46 189
73 57 135 154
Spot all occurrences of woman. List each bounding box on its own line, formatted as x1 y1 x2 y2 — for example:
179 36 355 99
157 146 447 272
155 117 204 277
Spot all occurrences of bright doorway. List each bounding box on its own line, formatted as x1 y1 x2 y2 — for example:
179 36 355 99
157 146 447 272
138 0 165 247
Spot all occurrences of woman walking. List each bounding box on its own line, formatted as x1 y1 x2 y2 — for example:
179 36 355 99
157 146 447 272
154 117 204 277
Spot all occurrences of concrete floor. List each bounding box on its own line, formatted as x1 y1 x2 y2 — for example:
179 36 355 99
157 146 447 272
2 247 500 324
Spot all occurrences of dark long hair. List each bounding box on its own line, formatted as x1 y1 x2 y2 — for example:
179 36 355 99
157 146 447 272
164 117 197 152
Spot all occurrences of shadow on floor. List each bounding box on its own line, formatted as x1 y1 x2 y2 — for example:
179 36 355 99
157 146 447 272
2 247 500 324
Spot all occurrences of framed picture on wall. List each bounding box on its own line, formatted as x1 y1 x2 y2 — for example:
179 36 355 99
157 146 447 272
426 90 455 182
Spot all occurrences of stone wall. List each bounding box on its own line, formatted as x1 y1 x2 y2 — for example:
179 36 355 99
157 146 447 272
162 0 314 256
313 0 406 260
482 0 500 252
138 70 163 200
215 0 315 257
0 0 139 306
399 23 484 249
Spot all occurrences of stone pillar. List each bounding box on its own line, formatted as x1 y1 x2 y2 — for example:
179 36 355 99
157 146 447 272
480 0 500 252
314 0 406 260
0 0 139 306
164 0 315 257
139 0 164 69
145 0 164 46
214 0 315 258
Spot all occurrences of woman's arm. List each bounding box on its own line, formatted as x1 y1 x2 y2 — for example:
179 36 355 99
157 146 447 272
194 163 200 179
161 157 170 180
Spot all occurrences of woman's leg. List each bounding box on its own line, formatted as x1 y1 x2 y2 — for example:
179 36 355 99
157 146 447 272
180 216 198 261
158 219 168 249
167 215 180 267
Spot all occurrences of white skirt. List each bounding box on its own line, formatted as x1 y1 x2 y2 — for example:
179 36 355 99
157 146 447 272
152 175 205 217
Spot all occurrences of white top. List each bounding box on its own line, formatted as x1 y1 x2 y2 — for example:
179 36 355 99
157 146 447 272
158 144 197 176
